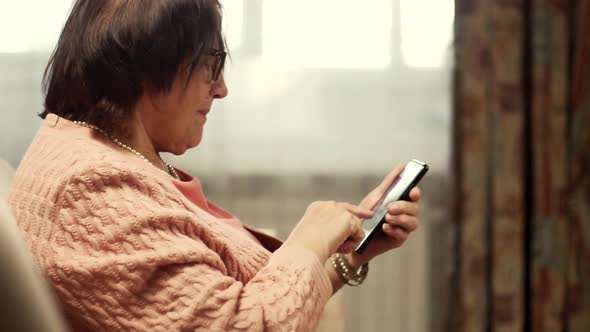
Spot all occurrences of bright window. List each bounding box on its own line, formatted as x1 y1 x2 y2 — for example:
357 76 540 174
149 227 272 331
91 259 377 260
261 0 393 69
222 0 243 49
0 1 72 53
400 0 455 68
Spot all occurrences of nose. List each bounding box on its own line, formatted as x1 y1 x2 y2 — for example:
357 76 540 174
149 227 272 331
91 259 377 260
211 74 228 99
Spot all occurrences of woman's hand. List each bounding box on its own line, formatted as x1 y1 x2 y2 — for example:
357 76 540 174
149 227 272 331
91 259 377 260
351 164 422 265
284 201 374 263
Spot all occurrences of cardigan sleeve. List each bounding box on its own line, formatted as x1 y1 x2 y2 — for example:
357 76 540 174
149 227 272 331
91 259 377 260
46 165 332 331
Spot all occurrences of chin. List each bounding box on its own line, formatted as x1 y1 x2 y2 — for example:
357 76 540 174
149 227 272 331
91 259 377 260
169 148 188 156
172 137 203 155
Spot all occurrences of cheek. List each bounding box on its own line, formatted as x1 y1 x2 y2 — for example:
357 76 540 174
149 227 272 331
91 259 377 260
165 79 210 145
183 111 205 144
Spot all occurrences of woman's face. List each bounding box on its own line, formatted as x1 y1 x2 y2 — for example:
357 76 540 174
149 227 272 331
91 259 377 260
138 55 228 155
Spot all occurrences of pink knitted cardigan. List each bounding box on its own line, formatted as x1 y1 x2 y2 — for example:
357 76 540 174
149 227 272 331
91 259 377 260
7 114 332 331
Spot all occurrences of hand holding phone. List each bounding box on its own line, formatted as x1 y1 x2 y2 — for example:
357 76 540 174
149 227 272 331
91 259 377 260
354 159 428 254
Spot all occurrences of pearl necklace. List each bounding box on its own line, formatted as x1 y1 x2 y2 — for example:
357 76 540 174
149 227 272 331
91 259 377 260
74 121 180 180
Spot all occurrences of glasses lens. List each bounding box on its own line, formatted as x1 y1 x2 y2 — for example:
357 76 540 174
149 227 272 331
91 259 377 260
213 55 221 81
211 51 226 81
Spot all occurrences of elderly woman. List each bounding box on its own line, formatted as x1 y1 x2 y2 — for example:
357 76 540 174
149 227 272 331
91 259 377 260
7 0 421 331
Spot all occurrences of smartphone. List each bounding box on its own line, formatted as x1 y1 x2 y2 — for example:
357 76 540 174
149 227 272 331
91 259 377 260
355 159 429 254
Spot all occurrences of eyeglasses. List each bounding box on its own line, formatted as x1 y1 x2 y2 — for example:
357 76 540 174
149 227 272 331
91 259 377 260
208 49 227 81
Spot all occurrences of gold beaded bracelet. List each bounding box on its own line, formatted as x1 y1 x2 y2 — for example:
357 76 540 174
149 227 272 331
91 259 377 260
330 253 369 286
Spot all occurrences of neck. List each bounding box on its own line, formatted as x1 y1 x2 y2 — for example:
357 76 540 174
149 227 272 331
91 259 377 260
122 114 169 173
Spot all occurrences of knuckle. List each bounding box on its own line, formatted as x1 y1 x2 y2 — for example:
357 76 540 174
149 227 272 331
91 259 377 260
398 201 409 210
405 218 418 231
308 201 322 210
326 200 337 207
388 201 402 212
336 202 350 212
395 215 409 226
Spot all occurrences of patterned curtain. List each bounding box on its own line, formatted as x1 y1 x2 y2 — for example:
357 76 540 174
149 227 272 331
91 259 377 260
452 0 590 331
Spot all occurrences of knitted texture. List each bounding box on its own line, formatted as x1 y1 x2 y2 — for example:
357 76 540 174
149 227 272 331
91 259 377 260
8 114 332 331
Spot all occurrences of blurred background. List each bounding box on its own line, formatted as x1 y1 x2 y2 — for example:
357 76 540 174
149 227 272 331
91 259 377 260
0 0 588 331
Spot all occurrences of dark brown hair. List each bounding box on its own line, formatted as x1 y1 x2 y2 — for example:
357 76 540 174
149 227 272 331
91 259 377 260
41 0 224 133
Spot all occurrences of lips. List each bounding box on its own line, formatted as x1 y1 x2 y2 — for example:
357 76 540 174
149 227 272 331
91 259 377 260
196 109 209 122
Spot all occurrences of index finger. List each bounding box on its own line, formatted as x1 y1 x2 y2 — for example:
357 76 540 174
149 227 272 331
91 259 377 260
360 163 405 210
340 203 374 219
377 163 405 194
